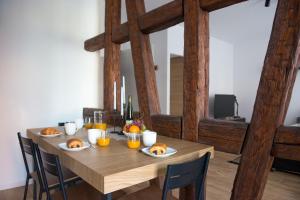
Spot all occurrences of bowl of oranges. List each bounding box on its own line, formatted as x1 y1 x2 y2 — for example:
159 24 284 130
123 119 147 136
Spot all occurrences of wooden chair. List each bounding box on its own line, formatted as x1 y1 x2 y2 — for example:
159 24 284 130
17 132 38 200
118 152 211 200
34 143 125 200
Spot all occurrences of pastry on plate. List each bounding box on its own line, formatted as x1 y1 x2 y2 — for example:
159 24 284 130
149 143 167 155
67 138 83 148
41 128 61 135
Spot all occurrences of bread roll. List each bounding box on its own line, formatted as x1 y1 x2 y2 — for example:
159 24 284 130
149 143 167 155
67 138 83 148
41 128 61 135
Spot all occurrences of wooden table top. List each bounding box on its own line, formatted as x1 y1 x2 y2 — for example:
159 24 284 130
27 127 214 194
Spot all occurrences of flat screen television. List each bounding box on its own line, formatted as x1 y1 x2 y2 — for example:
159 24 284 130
214 94 235 119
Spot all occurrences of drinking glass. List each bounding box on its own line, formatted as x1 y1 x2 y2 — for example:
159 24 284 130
127 133 141 149
97 130 110 147
88 129 101 145
84 117 94 129
94 111 107 130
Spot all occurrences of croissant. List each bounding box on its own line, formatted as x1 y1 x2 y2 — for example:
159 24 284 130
67 138 83 148
41 128 61 135
149 143 167 155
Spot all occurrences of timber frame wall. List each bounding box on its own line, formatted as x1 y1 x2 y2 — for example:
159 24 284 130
84 0 300 199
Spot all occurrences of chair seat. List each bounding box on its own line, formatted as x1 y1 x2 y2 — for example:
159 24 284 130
31 167 81 189
51 182 125 200
118 185 177 200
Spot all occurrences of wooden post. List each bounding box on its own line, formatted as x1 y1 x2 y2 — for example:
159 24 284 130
181 0 209 199
182 0 209 143
231 1 300 199
103 0 121 111
125 0 161 128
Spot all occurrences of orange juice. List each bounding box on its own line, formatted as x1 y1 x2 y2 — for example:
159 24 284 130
127 140 140 149
85 123 93 129
93 123 107 130
97 138 110 147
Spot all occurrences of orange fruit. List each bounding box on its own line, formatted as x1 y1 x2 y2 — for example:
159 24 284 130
129 125 140 133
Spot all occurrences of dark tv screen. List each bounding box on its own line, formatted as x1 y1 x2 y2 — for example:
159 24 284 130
214 94 235 119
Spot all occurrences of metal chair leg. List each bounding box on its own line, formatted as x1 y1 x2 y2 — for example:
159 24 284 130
38 189 43 200
33 180 37 200
23 176 30 200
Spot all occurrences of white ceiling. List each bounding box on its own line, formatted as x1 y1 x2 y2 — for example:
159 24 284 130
209 0 277 43
121 0 278 44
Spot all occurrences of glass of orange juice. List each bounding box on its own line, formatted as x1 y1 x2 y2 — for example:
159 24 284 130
97 130 110 147
93 111 107 130
84 117 94 129
127 133 141 149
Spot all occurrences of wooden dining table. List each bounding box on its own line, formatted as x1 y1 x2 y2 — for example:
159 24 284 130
27 127 214 200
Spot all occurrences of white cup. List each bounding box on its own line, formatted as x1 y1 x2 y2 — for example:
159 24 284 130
88 129 101 144
64 122 77 135
75 118 84 130
143 131 157 147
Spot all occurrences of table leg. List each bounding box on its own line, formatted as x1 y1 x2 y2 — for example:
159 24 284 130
104 193 112 200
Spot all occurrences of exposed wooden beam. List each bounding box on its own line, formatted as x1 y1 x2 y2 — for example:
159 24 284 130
103 0 121 111
182 0 209 142
199 119 248 154
180 0 209 199
125 0 161 128
112 22 129 44
84 34 105 52
151 114 182 139
139 0 183 34
231 1 300 199
84 0 245 52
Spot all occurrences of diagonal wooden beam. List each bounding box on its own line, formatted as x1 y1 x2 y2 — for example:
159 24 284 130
103 0 121 111
231 1 300 199
125 0 161 128
84 0 246 52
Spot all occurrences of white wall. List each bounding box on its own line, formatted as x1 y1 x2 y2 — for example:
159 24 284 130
0 0 104 190
229 0 300 124
233 37 300 124
167 25 234 116
121 24 234 116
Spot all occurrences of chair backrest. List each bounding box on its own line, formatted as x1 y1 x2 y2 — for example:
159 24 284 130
162 152 211 200
35 144 67 200
17 132 37 174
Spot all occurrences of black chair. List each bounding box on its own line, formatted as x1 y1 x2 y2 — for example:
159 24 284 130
119 152 211 200
18 132 38 200
34 144 125 200
34 143 69 200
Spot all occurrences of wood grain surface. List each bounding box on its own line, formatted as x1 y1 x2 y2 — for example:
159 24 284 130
125 0 161 128
103 0 121 112
151 114 182 139
84 0 245 52
182 0 209 142
198 119 248 154
27 127 213 194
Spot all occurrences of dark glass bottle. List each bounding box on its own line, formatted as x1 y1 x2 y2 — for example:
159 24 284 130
126 96 133 124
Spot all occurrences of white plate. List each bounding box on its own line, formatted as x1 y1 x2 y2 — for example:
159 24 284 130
141 147 177 158
38 132 63 138
58 141 90 152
